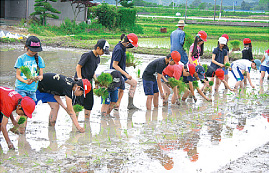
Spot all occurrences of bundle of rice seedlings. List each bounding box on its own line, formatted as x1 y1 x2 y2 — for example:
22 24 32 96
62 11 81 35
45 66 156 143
18 116 26 124
224 62 231 69
97 73 113 88
177 78 187 95
202 64 208 73
168 78 180 88
73 104 84 113
192 81 199 89
93 88 109 103
209 81 214 86
20 66 32 79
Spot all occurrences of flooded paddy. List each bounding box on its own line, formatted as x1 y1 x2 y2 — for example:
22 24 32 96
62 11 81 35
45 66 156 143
0 44 269 172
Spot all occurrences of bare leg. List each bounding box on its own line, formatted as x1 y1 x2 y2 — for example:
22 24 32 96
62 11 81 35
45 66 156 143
125 78 137 98
260 71 265 86
146 95 154 110
153 92 159 108
171 87 178 104
84 109 91 119
101 104 110 116
224 74 229 88
214 77 221 93
115 89 124 109
48 102 60 126
162 83 170 105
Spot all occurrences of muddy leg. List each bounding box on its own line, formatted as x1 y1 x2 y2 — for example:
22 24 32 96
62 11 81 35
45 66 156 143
48 102 60 126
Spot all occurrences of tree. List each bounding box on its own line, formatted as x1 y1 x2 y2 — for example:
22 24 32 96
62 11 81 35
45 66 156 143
61 0 99 21
198 2 207 10
120 0 134 8
30 0 61 25
190 0 201 8
241 1 251 11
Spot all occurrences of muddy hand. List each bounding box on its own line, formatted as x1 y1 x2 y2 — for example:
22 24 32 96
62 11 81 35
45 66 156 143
78 127 85 133
8 142 15 150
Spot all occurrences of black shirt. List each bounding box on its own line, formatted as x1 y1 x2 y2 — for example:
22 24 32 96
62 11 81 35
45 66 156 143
38 73 74 99
75 51 100 80
110 42 127 74
142 58 168 81
242 47 253 61
97 69 125 91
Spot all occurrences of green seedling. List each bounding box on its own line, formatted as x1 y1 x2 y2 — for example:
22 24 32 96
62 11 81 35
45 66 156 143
209 81 214 86
18 116 26 124
202 64 208 72
73 104 84 113
20 66 32 79
124 129 128 138
137 69 141 78
97 72 113 87
168 78 180 88
193 81 199 89
224 62 231 69
93 88 109 103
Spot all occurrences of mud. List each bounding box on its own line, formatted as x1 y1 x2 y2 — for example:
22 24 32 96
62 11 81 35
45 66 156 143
0 44 269 172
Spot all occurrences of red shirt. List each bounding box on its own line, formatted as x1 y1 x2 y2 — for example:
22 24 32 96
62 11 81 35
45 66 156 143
162 64 183 80
0 86 22 118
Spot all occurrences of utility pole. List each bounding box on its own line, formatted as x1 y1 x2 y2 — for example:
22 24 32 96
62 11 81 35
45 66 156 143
185 0 187 23
213 0 216 21
219 0 223 19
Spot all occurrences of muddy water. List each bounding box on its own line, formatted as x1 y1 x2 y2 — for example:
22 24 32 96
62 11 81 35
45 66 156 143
0 44 269 172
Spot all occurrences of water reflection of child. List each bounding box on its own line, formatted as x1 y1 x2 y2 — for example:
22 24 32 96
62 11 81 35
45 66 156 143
188 31 207 66
110 33 139 110
142 52 179 110
0 86 35 149
207 112 223 145
260 49 269 86
96 69 125 117
75 39 110 119
14 36 45 101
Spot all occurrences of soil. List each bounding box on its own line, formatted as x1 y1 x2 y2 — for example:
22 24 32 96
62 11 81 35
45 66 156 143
216 142 269 173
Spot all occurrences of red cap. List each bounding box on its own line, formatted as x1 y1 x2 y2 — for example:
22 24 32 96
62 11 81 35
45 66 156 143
215 69 224 80
222 34 229 41
198 31 207 42
265 49 269 53
21 96 35 118
171 51 181 65
127 33 138 47
243 38 251 44
82 79 91 97
188 64 196 77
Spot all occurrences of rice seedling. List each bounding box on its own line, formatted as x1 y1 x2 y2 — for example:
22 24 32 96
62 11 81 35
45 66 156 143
202 64 208 72
192 81 199 89
137 69 141 78
18 116 26 124
20 66 32 79
124 129 128 138
97 72 113 87
209 81 214 86
73 104 84 113
93 88 109 104
224 62 231 69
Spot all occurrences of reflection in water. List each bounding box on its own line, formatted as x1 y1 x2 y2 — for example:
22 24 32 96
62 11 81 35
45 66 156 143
0 46 269 172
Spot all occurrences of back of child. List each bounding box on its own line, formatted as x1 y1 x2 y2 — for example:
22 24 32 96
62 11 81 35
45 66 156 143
242 38 253 61
14 36 45 101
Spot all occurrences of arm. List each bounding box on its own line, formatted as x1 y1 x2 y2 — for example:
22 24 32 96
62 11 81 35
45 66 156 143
188 81 195 97
112 61 131 80
34 68 44 81
10 113 18 126
54 95 67 111
65 96 85 133
157 73 165 99
16 68 33 84
1 116 15 149
246 72 255 88
224 55 229 64
221 80 234 91
261 55 265 63
212 54 225 68
197 88 211 101
188 51 194 65
76 64 83 79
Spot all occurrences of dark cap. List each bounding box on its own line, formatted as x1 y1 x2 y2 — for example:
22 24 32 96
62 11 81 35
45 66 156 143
205 66 215 78
26 36 42 52
96 39 110 55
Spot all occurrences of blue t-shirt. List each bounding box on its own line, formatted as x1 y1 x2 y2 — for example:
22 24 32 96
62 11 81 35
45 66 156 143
14 53 45 92
110 42 127 77
170 28 188 65
210 47 227 70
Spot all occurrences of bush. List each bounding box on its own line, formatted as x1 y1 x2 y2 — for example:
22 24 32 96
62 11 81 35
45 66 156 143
116 8 137 28
94 3 116 29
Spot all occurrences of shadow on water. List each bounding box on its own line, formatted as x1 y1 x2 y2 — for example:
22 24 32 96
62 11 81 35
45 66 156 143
0 45 269 172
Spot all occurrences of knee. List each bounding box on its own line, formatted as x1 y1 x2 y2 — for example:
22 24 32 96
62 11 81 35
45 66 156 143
49 121 56 126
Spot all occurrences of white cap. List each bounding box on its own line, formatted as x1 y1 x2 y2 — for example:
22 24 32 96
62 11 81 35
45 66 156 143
218 37 227 45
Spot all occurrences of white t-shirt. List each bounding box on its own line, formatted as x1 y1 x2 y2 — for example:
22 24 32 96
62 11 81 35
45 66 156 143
233 59 252 73
261 54 269 67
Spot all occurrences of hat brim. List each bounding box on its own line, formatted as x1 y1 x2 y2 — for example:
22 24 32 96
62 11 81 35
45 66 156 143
198 74 204 80
23 108 32 118
131 43 138 47
265 50 269 53
29 46 42 52
217 75 224 80
104 48 110 55
176 24 185 26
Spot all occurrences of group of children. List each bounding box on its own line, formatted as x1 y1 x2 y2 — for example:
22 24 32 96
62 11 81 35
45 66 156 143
0 31 268 149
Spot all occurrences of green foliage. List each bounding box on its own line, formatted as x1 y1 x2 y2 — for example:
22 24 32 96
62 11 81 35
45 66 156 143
93 88 109 103
18 116 27 125
120 0 134 8
183 32 194 52
30 0 61 25
168 78 180 88
94 3 117 29
177 78 187 95
137 69 141 78
116 8 136 29
73 104 84 113
20 66 32 79
0 38 20 43
97 73 113 87
209 81 214 86
193 81 199 89
202 64 208 73
230 40 241 50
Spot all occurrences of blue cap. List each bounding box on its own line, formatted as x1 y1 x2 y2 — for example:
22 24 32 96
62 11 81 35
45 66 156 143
195 65 205 80
254 59 261 70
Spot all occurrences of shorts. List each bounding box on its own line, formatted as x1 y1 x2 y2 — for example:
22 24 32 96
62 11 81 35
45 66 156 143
74 88 94 110
143 79 159 95
231 64 244 81
15 88 37 101
36 89 57 104
260 65 269 73
183 75 195 83
222 67 229 75
0 112 3 123
101 89 119 105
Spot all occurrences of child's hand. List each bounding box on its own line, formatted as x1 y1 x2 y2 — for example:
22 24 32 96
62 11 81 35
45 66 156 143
251 84 255 88
78 127 85 133
25 79 33 85
160 93 165 99
8 142 15 149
